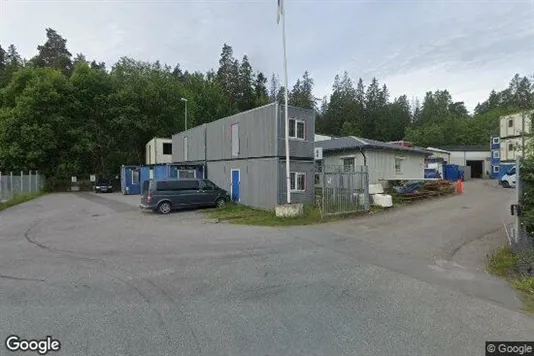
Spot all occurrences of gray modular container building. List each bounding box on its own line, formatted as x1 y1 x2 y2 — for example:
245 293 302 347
172 102 316 210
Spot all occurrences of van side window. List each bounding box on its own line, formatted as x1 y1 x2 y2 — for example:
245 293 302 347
202 180 216 190
157 180 199 191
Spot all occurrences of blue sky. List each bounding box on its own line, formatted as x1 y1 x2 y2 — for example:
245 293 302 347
1 0 533 112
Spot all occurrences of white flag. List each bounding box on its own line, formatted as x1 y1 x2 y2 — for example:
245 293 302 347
277 0 284 24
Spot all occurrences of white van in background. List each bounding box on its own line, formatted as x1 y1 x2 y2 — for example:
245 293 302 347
500 166 516 188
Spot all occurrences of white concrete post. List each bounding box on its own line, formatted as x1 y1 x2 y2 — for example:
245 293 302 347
29 170 32 193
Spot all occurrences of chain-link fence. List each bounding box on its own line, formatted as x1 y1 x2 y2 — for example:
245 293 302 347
0 171 44 202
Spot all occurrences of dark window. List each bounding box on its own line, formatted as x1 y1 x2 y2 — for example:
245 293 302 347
201 180 217 190
132 169 140 184
157 180 199 191
509 143 514 151
315 160 323 173
288 119 296 137
290 172 305 191
162 143 172 155
296 121 305 139
288 118 305 139
343 158 354 172
96 179 111 185
508 119 513 127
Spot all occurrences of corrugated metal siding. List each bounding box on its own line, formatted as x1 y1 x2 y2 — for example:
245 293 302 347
277 106 316 158
171 125 206 162
206 104 278 160
321 149 425 184
207 158 279 210
277 160 315 205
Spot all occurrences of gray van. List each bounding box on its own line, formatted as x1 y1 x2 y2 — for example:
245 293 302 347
140 178 230 214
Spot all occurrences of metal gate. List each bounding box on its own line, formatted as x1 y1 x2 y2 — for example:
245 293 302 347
317 165 370 216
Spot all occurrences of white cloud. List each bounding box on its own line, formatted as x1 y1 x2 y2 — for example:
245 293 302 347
0 0 532 112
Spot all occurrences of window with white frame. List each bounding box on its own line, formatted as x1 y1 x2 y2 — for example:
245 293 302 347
492 137 500 145
231 123 239 157
508 119 514 127
395 157 403 175
132 168 140 184
290 172 306 192
288 118 305 139
184 137 188 161
343 158 355 172
493 166 500 173
492 150 499 158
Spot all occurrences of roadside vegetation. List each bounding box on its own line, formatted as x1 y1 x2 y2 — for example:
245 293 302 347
0 192 44 212
208 181 459 227
206 203 388 227
488 246 534 313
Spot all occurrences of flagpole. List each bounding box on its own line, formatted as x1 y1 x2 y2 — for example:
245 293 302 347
281 1 291 204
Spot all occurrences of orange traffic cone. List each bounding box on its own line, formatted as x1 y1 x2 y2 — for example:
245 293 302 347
456 180 463 194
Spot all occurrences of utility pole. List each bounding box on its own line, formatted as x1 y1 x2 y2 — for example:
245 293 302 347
278 0 291 204
521 110 526 158
181 97 188 131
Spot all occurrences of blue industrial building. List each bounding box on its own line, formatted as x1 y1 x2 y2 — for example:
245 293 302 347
120 163 206 195
490 136 501 179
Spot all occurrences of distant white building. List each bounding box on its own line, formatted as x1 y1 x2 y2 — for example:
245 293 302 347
438 145 491 179
145 137 173 165
425 147 451 162
499 110 534 162
315 134 333 142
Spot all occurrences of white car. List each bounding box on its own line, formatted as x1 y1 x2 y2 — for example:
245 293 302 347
500 167 516 188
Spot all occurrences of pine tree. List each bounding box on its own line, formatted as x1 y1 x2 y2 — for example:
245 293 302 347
32 28 73 75
216 43 240 112
253 72 269 106
269 74 280 102
237 55 254 111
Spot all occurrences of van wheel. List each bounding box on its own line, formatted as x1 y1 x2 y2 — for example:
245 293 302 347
158 202 172 214
502 181 510 188
215 198 226 208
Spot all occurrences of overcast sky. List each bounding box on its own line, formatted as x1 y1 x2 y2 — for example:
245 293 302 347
1 0 533 111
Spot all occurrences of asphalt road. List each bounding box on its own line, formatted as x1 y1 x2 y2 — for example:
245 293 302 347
1 181 533 356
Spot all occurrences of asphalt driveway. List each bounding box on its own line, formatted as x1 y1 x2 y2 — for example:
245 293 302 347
0 183 532 356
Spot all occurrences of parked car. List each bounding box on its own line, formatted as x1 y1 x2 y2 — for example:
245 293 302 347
140 178 231 214
500 166 516 188
94 178 114 193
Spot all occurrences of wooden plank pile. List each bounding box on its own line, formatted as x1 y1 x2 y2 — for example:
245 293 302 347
395 180 456 202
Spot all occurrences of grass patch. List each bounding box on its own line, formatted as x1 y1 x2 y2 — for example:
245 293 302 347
206 203 374 226
487 246 520 278
0 192 45 212
487 245 534 313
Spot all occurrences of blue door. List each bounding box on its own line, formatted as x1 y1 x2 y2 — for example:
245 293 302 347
231 169 240 202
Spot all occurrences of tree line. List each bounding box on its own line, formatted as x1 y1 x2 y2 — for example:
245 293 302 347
1 28 533 179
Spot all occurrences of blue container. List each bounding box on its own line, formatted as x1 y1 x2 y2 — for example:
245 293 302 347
444 164 461 181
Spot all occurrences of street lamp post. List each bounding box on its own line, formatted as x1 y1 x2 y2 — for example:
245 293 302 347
181 98 188 131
